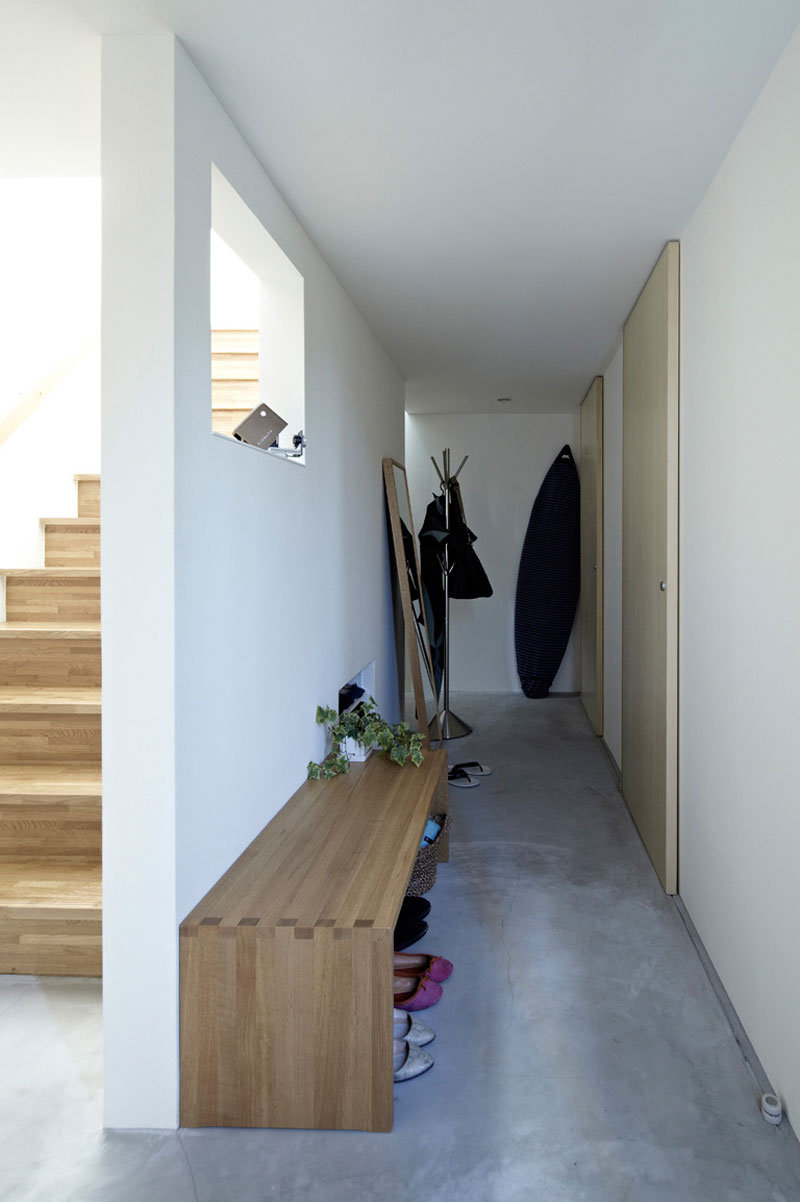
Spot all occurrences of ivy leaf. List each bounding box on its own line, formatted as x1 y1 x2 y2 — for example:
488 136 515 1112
307 761 322 780
410 747 424 767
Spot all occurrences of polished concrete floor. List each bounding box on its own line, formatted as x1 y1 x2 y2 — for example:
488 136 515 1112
3 695 800 1201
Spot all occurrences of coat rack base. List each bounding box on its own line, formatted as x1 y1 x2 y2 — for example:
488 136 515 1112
428 707 472 740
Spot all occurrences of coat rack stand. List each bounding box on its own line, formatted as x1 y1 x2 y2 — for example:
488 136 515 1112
427 448 472 741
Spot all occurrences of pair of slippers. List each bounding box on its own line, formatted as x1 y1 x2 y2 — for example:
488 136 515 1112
448 761 492 789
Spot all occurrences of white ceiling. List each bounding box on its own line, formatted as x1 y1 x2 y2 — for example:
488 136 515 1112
55 2 800 410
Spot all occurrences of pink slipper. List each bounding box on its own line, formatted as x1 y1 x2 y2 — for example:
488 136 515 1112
393 976 443 1011
393 953 454 983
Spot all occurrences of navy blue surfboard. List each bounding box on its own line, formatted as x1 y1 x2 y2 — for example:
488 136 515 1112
514 445 580 699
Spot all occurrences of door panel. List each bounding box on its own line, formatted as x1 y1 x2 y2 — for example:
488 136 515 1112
622 242 679 894
580 377 603 735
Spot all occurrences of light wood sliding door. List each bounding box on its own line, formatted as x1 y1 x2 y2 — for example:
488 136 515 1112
580 377 603 735
622 241 679 894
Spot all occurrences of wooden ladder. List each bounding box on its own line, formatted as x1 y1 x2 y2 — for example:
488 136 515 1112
0 474 102 975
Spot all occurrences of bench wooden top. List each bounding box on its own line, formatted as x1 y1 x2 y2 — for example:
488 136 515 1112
181 748 447 936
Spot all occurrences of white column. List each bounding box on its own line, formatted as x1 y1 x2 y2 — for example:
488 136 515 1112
101 34 178 1129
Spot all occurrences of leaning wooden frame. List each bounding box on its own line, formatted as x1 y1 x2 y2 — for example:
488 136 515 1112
382 458 442 747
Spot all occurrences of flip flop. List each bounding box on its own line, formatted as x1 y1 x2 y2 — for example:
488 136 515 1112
448 767 478 789
450 760 492 777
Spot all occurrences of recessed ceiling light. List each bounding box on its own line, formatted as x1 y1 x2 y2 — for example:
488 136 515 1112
497 396 512 404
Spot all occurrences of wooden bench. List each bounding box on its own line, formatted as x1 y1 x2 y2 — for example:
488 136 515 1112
180 747 448 1131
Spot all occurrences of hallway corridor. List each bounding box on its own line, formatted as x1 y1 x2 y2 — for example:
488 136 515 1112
2 696 800 1201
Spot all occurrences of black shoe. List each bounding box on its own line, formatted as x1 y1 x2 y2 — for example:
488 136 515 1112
394 918 428 952
399 896 431 923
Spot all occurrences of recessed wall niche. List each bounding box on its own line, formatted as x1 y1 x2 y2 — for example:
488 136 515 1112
210 165 305 464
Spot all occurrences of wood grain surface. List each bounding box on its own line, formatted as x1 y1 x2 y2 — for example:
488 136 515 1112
41 519 100 567
75 475 100 518
211 330 259 435
181 748 448 1131
4 569 100 622
0 861 101 975
0 766 101 860
0 474 103 974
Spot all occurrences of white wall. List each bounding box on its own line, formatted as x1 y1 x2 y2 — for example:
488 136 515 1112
210 230 260 328
101 35 178 1131
601 342 622 769
0 3 99 177
102 36 404 1128
405 412 580 695
0 352 100 572
680 26 800 1122
0 177 101 569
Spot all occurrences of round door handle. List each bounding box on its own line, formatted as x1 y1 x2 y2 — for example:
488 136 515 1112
660 581 666 591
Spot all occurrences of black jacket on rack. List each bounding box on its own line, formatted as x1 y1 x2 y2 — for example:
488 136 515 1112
446 480 493 600
419 482 493 698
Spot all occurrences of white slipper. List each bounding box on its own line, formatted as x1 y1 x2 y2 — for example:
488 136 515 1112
393 1039 434 1081
448 767 478 788
450 760 492 777
393 1008 436 1047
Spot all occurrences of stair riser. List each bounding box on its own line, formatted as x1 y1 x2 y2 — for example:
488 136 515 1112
212 408 253 437
0 638 101 687
0 912 101 976
5 576 100 622
77 479 100 518
43 524 100 568
211 352 259 381
0 714 101 764
211 330 258 354
0 799 101 860
212 378 259 408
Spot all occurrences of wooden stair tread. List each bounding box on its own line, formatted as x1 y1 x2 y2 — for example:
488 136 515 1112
1 568 100 577
0 765 101 796
73 474 100 482
0 622 100 638
211 329 258 353
0 687 101 713
0 860 102 910
39 517 100 527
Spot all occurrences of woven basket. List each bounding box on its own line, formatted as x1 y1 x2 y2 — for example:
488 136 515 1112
405 813 450 897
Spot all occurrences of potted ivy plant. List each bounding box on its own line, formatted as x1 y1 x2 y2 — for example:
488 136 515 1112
307 697 424 780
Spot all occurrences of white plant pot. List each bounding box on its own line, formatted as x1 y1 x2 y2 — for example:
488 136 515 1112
344 736 373 763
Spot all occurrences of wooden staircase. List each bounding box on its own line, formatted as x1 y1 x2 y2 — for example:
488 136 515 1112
0 474 102 975
211 328 259 436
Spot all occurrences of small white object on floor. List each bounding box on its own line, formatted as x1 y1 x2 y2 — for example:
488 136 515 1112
761 1093 783 1125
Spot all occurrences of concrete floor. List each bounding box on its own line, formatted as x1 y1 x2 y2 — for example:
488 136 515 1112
3 695 800 1201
